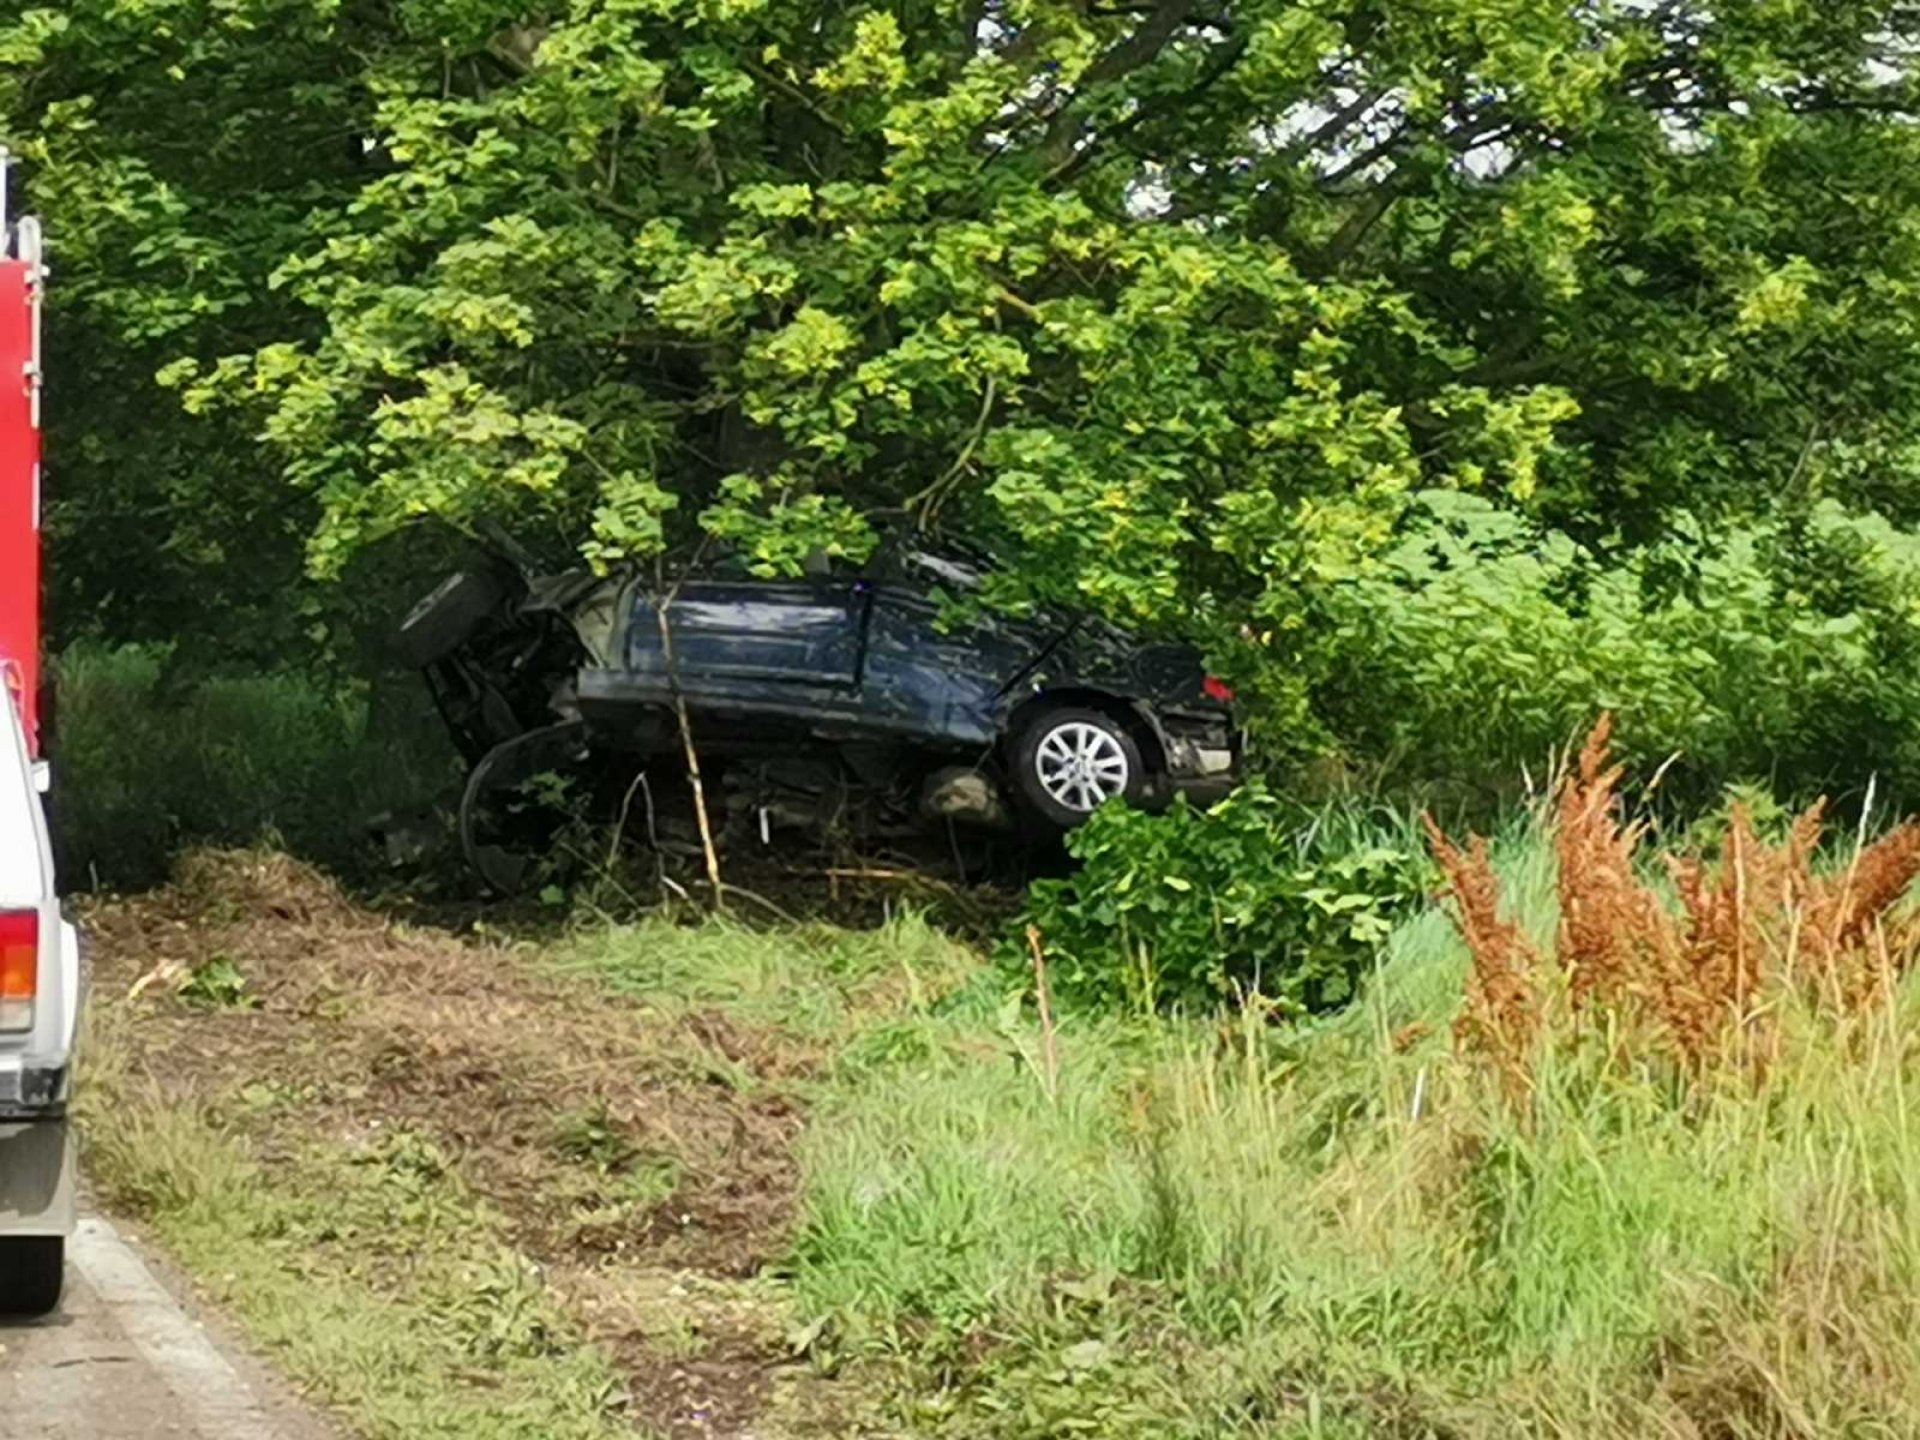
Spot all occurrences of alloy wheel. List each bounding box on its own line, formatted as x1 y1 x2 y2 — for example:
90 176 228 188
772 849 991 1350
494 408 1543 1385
1033 720 1131 814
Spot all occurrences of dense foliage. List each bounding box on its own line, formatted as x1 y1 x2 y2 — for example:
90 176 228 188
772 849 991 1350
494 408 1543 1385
1318 491 1920 804
1018 785 1427 1012
50 645 449 887
10 0 1920 783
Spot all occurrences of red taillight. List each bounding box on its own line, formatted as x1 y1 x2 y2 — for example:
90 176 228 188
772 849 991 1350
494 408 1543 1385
0 910 35 1031
1202 675 1235 704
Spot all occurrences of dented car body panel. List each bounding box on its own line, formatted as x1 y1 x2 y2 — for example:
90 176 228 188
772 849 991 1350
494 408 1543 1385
573 571 1232 768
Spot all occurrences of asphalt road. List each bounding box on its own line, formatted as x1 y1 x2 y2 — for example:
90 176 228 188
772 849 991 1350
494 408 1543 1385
0 1218 334 1440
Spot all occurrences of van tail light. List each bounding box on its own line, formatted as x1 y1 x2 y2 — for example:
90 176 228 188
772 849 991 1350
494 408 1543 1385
0 910 36 1032
1202 675 1236 704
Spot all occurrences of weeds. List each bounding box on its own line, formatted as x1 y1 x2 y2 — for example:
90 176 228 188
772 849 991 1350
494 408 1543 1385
1423 824 1540 1110
1019 785 1429 1014
552 1099 641 1175
86 823 1920 1438
175 954 257 1010
1432 717 1920 1099
792 779 1920 1436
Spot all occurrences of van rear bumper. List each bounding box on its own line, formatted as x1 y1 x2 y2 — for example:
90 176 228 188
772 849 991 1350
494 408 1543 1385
0 1119 73 1237
0 1060 68 1119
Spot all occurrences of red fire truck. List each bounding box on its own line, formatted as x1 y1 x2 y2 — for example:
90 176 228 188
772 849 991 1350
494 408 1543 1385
0 149 79 1317
0 156 40 759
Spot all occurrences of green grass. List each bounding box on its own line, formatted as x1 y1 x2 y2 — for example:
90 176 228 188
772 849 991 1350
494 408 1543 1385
749 825 1920 1438
51 643 454 888
81 1078 632 1440
552 907 979 1042
77 801 1920 1437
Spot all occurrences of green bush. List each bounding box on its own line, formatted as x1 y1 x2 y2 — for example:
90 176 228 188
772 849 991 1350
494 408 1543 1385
1310 493 1920 809
49 643 455 888
1017 786 1430 1015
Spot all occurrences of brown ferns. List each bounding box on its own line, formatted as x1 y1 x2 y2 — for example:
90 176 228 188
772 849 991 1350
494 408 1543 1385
1430 719 1920 1101
1555 714 1667 1020
1425 820 1542 1109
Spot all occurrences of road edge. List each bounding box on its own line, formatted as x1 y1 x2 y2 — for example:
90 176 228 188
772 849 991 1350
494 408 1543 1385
69 1216 320 1440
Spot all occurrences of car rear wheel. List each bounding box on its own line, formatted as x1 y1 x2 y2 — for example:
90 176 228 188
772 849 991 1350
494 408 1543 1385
392 570 503 669
1013 708 1147 828
0 1236 64 1316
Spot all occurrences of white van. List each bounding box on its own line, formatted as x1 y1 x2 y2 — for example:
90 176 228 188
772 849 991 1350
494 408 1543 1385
0 694 77 1315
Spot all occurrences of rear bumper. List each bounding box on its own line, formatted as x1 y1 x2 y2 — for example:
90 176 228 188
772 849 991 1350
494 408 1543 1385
0 1118 73 1237
1156 708 1243 806
0 1060 69 1120
0 1059 69 1128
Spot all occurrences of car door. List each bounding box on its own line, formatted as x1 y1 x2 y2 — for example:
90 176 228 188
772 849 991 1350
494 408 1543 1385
858 584 1051 746
624 579 867 709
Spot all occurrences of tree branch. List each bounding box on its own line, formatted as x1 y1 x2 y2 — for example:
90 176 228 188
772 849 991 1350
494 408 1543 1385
1037 0 1205 168
1280 86 1386 164
906 375 998 525
1317 111 1522 192
1320 184 1402 266
1043 26 1250 189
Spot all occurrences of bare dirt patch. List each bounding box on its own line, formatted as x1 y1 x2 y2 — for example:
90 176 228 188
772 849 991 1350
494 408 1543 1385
84 850 844 1439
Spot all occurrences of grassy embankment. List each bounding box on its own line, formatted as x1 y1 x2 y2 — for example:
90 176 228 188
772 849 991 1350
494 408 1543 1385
80 815 1920 1440
60 650 1920 1438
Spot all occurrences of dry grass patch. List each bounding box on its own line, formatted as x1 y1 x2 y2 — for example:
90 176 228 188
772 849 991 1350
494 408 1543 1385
80 848 917 1438
1430 716 1920 1100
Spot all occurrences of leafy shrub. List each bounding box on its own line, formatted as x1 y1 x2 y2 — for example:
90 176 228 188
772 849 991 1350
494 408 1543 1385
1311 493 1920 809
176 955 257 1011
1018 786 1431 1014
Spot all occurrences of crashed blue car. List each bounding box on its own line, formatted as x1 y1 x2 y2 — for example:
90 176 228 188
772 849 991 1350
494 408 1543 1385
395 540 1241 889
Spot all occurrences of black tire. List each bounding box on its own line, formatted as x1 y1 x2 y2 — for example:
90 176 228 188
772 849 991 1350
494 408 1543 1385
459 721 592 894
392 571 504 669
0 1236 64 1317
1012 706 1148 829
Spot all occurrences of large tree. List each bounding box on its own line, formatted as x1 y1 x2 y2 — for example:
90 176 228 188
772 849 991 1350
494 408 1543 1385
9 0 1920 739
1 1 385 660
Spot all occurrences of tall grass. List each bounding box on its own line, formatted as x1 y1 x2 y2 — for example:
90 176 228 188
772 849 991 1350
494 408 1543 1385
789 799 1920 1437
50 643 454 888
